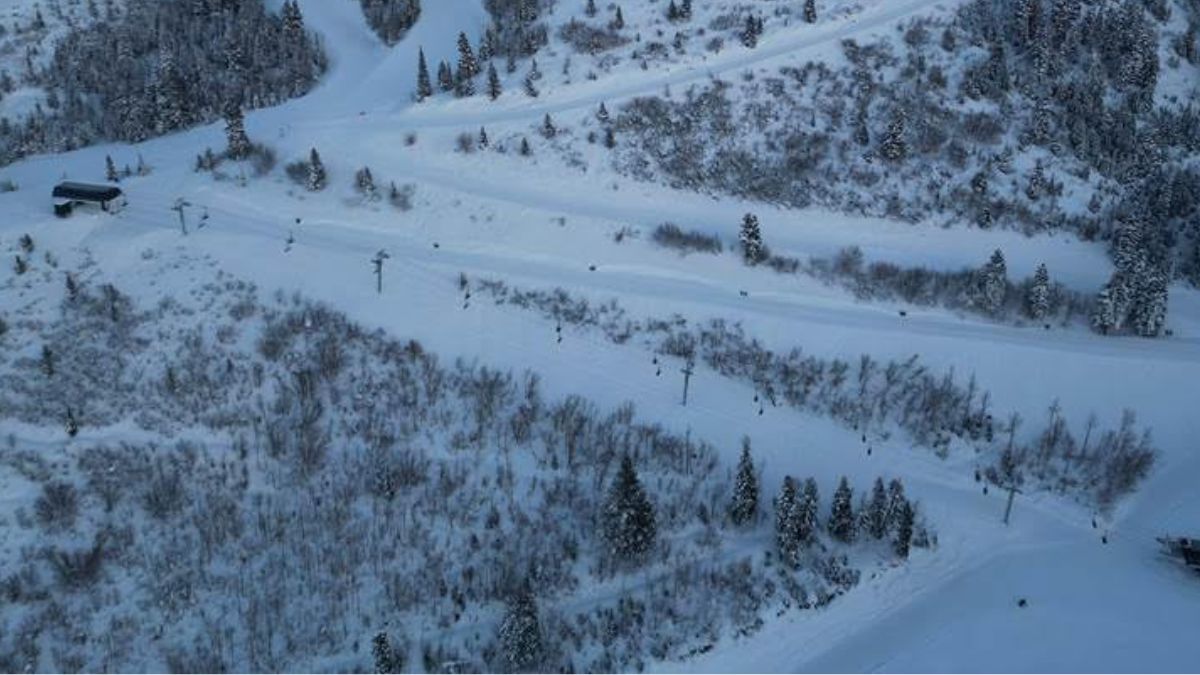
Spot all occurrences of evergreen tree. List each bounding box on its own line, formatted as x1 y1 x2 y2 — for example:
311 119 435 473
520 137 532 156
1027 263 1051 321
355 166 377 199
741 15 760 48
978 249 1008 316
498 585 542 672
307 148 327 192
585 0 598 18
602 454 657 561
1131 268 1169 337
730 437 758 527
41 345 55 377
541 113 556 139
612 6 625 30
479 126 489 148
1092 282 1117 335
372 632 395 674
864 477 888 539
775 476 798 558
796 477 820 545
804 0 817 23
893 499 915 559
457 32 478 80
668 0 680 21
681 0 693 19
223 102 251 160
438 61 454 92
597 102 610 123
603 127 617 149
739 213 765 265
880 108 907 162
828 477 856 543
106 154 119 183
487 63 502 100
416 48 433 101
885 478 907 531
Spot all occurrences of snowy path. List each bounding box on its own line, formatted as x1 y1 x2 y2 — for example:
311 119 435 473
1 0 1197 671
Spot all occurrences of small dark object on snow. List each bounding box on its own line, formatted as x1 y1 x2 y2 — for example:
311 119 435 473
433 242 440 249
1017 598 1027 608
740 290 748 297
898 310 908 317
1102 535 1108 544
589 264 597 271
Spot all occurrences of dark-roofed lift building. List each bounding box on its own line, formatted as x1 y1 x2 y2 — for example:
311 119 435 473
53 182 125 217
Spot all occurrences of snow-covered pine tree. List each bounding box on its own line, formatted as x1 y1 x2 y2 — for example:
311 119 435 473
520 137 532 156
372 632 395 674
487 63 502 100
498 585 543 673
884 478 907 532
355 166 377 199
612 6 625 30
893 499 915 558
604 127 616 149
978 249 1008 316
479 127 489 148
1027 263 1051 321
457 31 478 80
775 476 798 559
224 102 252 160
542 113 556 139
602 454 657 561
796 477 820 545
416 48 433 101
438 61 454 92
597 102 610 123
1091 282 1117 335
864 477 888 539
1131 268 1168 337
667 0 680 21
741 15 760 48
730 437 759 527
105 154 119 182
804 0 817 23
681 0 693 19
455 32 478 97
585 0 597 18
307 148 327 192
740 213 765 265
880 108 908 162
828 477 856 543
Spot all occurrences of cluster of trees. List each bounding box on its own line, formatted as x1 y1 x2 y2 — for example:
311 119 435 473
1092 219 1171 337
0 261 927 672
415 0 557 103
474 279 1158 509
606 0 1200 325
0 0 326 166
775 475 918 562
357 0 421 45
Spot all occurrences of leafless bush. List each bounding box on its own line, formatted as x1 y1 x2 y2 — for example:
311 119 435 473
651 223 723 255
34 482 78 531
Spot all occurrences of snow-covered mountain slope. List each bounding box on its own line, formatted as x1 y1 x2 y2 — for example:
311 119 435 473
0 0 1198 672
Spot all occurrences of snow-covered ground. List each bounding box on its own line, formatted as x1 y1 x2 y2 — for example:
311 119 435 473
1 0 1198 671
